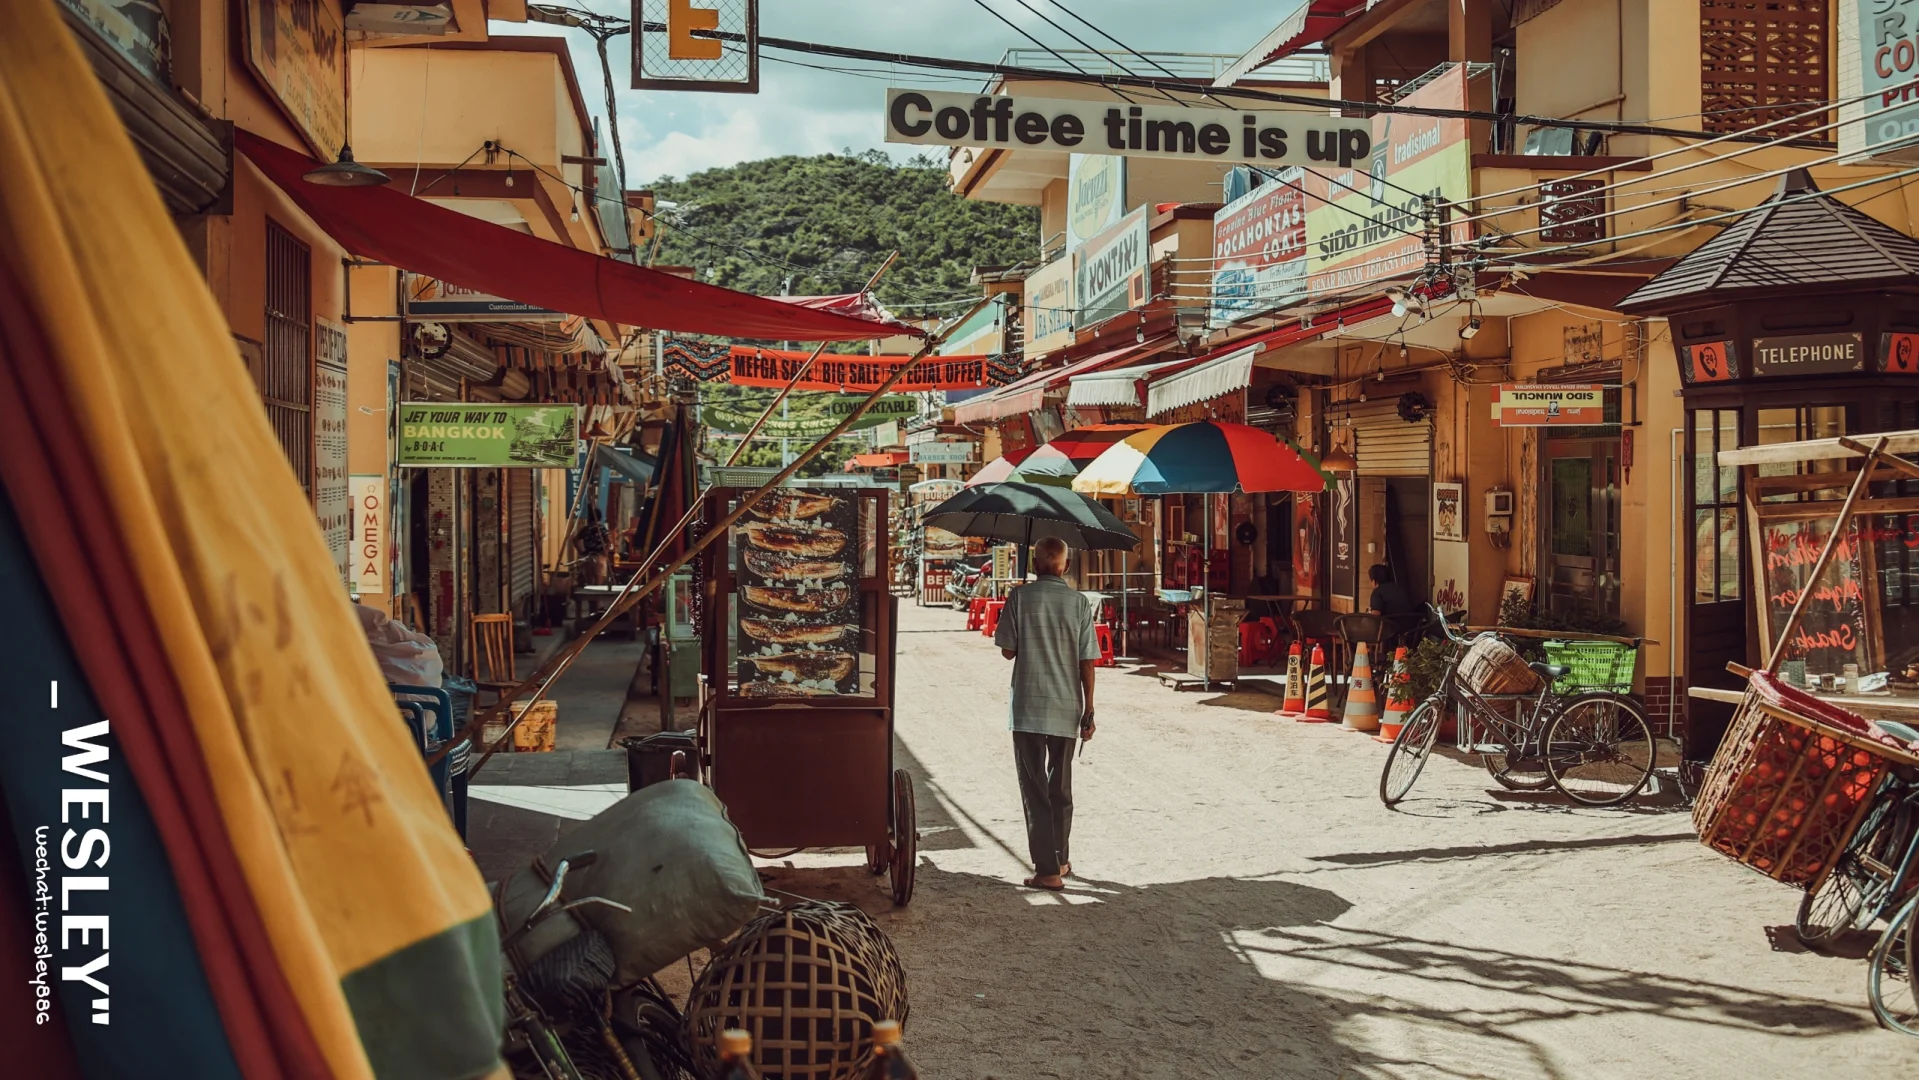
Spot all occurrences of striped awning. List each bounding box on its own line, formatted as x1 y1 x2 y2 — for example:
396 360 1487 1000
1146 346 1258 417
953 339 1170 424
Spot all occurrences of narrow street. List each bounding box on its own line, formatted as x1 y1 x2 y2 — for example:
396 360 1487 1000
747 602 1919 1078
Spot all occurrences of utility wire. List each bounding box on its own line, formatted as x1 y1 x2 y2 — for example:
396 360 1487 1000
1001 0 1188 109
1037 0 1187 82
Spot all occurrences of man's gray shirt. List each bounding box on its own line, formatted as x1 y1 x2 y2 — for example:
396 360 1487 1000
994 574 1100 737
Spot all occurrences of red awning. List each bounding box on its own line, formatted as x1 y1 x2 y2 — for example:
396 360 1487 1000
1214 2 1366 87
236 131 914 342
952 338 1173 424
849 451 911 468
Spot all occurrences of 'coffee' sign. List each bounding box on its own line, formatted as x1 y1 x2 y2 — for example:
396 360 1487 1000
1750 332 1864 377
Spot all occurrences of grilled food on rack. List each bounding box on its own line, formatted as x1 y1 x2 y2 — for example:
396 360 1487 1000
742 548 847 582
742 582 852 615
740 617 851 645
744 651 855 684
739 521 847 558
745 491 837 522
739 681 841 699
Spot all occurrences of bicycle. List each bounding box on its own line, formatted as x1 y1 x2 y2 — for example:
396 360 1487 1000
1379 606 1657 809
1795 761 1919 949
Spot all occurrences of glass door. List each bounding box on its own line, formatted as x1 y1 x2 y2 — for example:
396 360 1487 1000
1546 437 1621 620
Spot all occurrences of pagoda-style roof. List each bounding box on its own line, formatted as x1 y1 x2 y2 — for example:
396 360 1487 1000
1616 169 1919 315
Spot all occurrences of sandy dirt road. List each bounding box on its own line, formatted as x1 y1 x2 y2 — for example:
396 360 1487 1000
751 601 1919 1079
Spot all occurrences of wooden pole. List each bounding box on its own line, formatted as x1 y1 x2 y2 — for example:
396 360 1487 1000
1763 435 1886 675
447 297 990 773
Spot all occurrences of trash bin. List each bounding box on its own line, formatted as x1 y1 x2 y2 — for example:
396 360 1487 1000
622 730 697 792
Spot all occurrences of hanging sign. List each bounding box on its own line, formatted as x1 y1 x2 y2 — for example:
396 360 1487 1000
1750 332 1865 377
910 441 975 464
314 321 350 583
351 474 386 594
397 403 580 467
1302 66 1472 293
1075 206 1149 328
1023 256 1076 356
1490 384 1606 426
702 394 918 438
242 0 346 160
662 339 1000 391
885 89 1374 168
1211 166 1308 327
1882 332 1919 374
406 276 563 322
1067 153 1126 251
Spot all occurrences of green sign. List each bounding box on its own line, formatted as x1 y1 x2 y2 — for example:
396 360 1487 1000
397 402 579 467
703 394 918 439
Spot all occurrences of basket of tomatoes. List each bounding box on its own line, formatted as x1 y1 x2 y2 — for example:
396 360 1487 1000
1692 671 1919 889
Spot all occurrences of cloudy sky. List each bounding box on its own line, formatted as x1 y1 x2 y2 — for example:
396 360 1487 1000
491 1 1287 183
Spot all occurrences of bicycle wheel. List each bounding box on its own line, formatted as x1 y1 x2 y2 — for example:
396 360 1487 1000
1795 794 1898 947
1543 692 1656 807
1867 895 1919 1036
1483 725 1554 791
1380 698 1443 808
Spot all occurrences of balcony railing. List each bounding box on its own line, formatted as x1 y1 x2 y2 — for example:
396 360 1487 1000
991 48 1329 89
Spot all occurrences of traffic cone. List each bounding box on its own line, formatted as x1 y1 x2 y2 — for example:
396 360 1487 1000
1376 646 1414 743
1298 644 1333 722
1274 642 1305 718
1341 642 1380 732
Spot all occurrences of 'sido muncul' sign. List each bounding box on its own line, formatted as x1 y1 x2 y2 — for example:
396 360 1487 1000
884 89 1377 169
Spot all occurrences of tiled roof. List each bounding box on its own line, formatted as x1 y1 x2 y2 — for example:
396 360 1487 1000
1615 170 1919 313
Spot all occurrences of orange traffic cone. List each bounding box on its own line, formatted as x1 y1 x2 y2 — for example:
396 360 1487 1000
1376 646 1414 743
1341 642 1380 732
1298 644 1333 722
1274 642 1305 718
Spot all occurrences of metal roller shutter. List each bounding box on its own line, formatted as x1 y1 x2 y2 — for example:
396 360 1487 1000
1333 400 1432 476
508 469 536 611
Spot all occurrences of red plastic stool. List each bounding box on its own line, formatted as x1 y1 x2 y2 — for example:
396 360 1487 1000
1256 616 1284 666
966 595 988 631
1238 620 1274 669
1094 622 1116 666
983 598 1006 637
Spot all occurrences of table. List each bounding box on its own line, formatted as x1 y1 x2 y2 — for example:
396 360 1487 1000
1688 684 1919 722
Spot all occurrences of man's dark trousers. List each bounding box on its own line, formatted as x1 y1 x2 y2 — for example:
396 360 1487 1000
1014 731 1074 876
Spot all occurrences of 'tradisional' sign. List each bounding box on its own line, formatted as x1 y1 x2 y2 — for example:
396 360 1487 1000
884 89 1376 168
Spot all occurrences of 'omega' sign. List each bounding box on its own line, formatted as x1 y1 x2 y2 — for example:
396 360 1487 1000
1749 332 1865 377
884 89 1375 168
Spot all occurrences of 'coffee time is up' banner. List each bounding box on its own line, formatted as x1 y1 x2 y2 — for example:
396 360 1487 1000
884 89 1376 169
397 403 580 467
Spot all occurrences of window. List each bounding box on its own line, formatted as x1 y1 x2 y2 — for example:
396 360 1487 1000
1699 0 1830 139
263 219 313 493
1692 409 1741 602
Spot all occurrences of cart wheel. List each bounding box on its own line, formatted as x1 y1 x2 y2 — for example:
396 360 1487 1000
889 769 918 906
864 842 891 877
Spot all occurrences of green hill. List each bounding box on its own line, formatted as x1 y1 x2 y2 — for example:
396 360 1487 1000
656 150 1037 476
649 149 1040 316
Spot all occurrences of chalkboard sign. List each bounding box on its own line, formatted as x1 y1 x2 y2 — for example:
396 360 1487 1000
1757 515 1875 675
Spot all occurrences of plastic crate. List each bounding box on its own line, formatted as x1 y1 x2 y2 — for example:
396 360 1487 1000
1540 639 1636 693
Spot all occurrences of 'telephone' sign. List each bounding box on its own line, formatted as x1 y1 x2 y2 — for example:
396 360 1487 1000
885 89 1374 168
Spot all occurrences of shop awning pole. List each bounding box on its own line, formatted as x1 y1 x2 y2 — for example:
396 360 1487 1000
1760 435 1886 675
724 251 899 467
445 297 992 774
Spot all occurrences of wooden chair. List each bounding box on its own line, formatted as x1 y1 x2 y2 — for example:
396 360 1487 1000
469 613 518 702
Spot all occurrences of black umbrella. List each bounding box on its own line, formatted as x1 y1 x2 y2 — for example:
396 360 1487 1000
922 481 1139 550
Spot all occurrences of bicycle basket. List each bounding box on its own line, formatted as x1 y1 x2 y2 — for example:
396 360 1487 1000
1540 640 1635 693
1458 635 1541 695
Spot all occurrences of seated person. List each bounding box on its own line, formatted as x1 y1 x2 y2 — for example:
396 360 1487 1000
1368 563 1416 618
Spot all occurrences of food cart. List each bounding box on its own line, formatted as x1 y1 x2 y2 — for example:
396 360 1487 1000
693 486 918 905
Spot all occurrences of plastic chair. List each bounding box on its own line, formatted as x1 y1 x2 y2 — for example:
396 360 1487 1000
983 598 1007 637
1094 623 1116 667
1256 616 1286 665
966 595 988 631
391 683 469 840
1238 620 1273 669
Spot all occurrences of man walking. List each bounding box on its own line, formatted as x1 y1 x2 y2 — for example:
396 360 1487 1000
994 536 1100 891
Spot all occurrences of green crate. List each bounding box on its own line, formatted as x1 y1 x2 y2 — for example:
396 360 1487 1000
1540 639 1636 693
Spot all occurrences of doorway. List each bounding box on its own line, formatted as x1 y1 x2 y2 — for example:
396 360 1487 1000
1383 477 1430 608
1545 436 1621 620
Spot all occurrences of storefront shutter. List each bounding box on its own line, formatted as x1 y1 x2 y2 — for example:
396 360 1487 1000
1334 400 1432 476
508 469 536 611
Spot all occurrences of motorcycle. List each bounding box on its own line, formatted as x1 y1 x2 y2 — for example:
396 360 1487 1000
499 853 696 1080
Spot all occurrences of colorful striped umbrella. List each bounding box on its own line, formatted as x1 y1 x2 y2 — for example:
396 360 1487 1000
1072 421 1333 495
963 453 1020 487
1044 422 1150 465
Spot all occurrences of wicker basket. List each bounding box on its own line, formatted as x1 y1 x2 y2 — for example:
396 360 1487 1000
1457 635 1541 696
1692 673 1915 889
683 901 908 1080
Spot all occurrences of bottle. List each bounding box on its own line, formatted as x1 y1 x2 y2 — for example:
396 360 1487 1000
865 1020 918 1079
718 1028 761 1080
